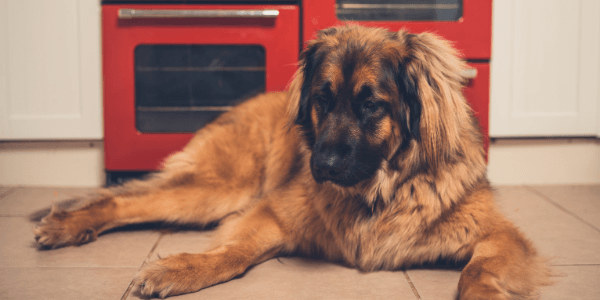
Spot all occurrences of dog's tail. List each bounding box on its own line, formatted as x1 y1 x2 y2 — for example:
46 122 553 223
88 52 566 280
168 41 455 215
29 198 80 222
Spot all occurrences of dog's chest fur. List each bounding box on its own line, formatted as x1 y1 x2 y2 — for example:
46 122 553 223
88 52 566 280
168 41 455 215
285 174 491 272
295 183 419 271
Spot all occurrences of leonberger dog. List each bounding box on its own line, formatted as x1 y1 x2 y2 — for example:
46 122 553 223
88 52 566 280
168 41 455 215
32 25 552 299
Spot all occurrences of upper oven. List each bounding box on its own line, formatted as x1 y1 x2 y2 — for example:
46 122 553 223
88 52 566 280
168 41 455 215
302 0 491 59
303 0 492 155
102 4 299 173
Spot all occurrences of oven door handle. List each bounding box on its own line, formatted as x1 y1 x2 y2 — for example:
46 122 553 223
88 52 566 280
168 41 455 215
462 68 478 79
118 9 280 19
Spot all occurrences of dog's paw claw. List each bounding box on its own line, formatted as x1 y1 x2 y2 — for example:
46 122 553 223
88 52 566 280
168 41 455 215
136 263 171 297
32 208 97 249
136 255 208 298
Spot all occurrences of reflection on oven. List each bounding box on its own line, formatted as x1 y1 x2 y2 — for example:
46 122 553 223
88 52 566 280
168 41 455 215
134 45 266 133
335 0 463 21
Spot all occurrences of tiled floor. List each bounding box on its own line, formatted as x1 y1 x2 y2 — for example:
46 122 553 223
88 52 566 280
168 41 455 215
0 185 598 300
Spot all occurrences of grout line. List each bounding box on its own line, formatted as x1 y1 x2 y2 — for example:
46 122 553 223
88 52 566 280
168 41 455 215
524 186 600 234
0 266 142 269
551 264 600 267
0 187 18 199
120 234 164 300
403 270 422 300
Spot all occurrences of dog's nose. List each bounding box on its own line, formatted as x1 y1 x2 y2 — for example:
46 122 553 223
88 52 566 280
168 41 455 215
313 152 345 181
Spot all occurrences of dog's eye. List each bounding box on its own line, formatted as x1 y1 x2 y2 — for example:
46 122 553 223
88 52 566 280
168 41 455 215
315 94 332 111
316 96 328 106
362 100 378 113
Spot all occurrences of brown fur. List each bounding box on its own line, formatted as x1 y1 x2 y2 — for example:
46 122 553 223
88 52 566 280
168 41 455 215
31 25 552 299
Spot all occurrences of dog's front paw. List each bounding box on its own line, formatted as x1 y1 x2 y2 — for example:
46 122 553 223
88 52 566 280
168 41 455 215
136 253 213 298
33 206 97 249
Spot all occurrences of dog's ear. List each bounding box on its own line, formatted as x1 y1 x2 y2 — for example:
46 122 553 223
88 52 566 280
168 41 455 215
394 31 471 163
287 39 324 128
396 55 422 142
287 27 341 128
296 43 319 126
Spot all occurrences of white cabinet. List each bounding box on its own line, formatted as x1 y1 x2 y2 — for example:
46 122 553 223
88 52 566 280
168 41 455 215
490 0 600 137
0 0 102 140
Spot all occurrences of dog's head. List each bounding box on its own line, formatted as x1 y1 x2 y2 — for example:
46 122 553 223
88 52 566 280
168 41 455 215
289 25 472 188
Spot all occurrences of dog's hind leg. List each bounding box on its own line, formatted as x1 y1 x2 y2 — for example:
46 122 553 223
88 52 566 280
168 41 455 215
32 148 264 249
31 92 297 250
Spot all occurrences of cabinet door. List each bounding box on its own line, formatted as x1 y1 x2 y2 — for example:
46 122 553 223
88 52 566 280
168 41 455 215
490 0 600 137
0 0 102 140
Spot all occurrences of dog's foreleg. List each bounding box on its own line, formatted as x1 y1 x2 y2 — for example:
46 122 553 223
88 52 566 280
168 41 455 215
457 227 552 300
136 202 288 298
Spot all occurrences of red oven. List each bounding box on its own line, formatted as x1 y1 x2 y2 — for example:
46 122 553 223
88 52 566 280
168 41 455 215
302 0 492 157
102 3 299 182
102 1 490 183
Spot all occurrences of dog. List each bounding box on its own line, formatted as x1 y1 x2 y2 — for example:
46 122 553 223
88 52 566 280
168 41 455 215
31 25 552 299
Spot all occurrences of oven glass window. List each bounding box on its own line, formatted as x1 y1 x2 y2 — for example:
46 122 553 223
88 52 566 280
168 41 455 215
336 0 463 21
135 45 265 133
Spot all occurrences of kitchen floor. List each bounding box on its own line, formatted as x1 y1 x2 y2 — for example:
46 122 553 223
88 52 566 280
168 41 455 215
0 185 598 300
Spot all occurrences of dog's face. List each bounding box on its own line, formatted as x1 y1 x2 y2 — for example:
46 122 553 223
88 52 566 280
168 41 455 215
292 26 424 187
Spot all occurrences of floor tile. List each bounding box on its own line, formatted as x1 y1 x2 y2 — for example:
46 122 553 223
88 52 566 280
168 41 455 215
494 186 600 265
528 185 600 231
0 267 137 300
151 229 215 258
128 257 416 300
3 185 597 300
0 187 96 216
540 265 600 300
406 269 461 300
0 217 160 268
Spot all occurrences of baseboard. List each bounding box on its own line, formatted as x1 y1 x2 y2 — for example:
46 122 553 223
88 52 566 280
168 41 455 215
0 140 105 187
1 138 599 187
487 138 600 185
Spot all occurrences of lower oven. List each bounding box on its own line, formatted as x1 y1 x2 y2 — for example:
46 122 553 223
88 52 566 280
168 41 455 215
102 4 299 182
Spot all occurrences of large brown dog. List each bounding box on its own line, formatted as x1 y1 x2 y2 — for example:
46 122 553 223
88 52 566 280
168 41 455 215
32 26 552 299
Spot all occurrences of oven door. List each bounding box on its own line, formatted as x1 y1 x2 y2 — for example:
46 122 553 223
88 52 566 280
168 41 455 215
302 0 491 60
102 4 299 171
